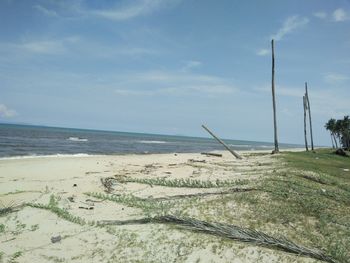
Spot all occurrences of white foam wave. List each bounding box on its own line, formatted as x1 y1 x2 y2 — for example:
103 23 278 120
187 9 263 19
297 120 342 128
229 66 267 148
67 137 88 142
0 153 91 161
138 140 167 144
229 144 252 147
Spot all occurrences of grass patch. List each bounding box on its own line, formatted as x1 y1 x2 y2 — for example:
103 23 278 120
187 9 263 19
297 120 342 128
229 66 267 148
234 149 350 263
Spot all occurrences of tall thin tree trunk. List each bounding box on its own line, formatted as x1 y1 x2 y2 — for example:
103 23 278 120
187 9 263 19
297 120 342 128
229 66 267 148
330 132 335 148
305 82 314 151
333 133 338 148
271 39 279 153
303 95 309 151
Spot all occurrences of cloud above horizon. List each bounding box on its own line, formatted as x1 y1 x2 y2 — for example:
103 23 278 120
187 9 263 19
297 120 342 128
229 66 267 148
324 73 349 84
313 11 327 19
114 70 238 96
34 0 181 21
332 8 348 22
256 48 270 56
0 104 17 118
271 15 309 41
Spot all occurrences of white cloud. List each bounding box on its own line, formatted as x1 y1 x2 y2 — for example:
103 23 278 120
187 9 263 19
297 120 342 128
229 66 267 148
0 36 157 58
256 48 270 56
114 70 238 96
324 73 349 84
333 8 348 22
34 4 58 17
254 85 303 98
32 0 181 21
271 15 309 41
313 11 327 19
181 60 202 72
0 104 17 118
19 40 65 54
254 84 350 118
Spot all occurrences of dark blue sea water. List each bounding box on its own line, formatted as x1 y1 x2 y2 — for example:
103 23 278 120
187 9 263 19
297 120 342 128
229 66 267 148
0 124 302 158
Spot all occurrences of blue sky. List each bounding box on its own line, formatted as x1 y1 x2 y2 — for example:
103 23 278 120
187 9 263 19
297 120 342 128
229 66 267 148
0 0 349 145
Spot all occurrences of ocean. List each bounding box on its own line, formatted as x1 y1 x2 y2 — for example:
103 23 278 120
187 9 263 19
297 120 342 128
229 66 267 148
0 124 301 158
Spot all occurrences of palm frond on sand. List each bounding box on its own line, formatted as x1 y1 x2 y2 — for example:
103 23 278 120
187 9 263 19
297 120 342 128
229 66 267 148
98 215 336 263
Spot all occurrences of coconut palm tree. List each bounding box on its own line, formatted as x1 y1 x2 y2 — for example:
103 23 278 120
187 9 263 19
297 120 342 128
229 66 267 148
335 119 343 147
325 118 337 148
341 116 350 149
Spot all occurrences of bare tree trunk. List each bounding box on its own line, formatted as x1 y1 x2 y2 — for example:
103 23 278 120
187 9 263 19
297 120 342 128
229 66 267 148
305 82 314 151
201 125 242 159
333 133 338 148
303 95 309 151
330 132 335 148
271 39 279 154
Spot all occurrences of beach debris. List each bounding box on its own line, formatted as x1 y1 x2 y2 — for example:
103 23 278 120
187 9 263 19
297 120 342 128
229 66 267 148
51 235 62 243
168 163 177 166
98 215 336 263
67 196 75 203
73 184 77 187
188 159 206 163
86 198 103 203
201 152 223 157
100 177 117 193
0 200 21 216
164 171 172 174
343 168 349 172
78 206 94 210
85 171 101 175
201 125 242 159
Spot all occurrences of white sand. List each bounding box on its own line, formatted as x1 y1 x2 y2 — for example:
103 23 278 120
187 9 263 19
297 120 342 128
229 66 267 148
0 149 314 263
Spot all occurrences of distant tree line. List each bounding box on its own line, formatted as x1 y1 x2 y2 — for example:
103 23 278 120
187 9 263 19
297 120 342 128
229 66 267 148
325 116 350 149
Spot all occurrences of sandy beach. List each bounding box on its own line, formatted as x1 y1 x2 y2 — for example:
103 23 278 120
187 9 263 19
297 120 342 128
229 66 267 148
0 150 321 263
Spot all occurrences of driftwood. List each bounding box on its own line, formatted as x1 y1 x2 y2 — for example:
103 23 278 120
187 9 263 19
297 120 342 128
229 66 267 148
201 125 242 159
98 215 335 263
201 152 223 157
271 39 279 154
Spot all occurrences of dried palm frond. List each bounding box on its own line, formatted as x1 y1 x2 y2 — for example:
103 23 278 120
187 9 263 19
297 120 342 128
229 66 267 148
98 215 336 263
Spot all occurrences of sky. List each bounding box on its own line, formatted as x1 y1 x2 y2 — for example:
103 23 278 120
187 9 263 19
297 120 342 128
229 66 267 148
0 0 349 145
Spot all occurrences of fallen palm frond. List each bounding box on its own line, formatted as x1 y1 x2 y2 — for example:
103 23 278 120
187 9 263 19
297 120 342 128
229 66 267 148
114 177 248 188
84 192 171 215
100 177 115 193
149 187 260 201
298 174 328 185
26 195 89 226
98 215 336 263
0 200 22 216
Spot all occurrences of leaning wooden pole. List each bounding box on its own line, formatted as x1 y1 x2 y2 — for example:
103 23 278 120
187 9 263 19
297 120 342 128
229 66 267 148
305 82 314 151
303 95 309 151
271 39 279 153
201 125 242 159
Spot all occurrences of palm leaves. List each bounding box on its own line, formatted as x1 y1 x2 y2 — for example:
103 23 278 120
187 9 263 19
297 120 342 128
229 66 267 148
325 116 350 149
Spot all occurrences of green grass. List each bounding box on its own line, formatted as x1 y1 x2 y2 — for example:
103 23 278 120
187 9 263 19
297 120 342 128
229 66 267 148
163 149 349 262
241 150 350 263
